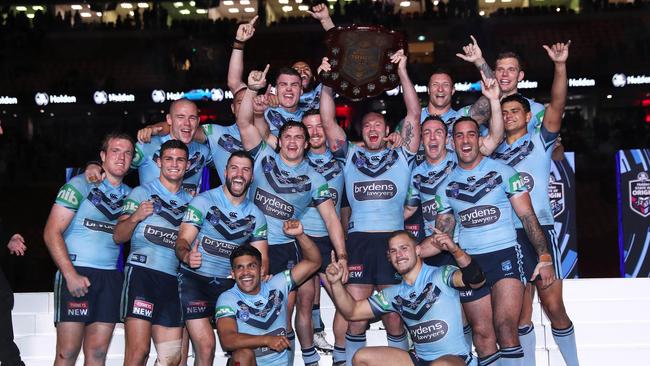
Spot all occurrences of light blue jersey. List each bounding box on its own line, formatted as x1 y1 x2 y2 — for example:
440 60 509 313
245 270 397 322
492 126 558 227
264 107 304 137
55 175 131 270
202 123 244 184
131 134 211 196
406 152 457 237
122 179 192 276
368 264 469 362
182 186 268 277
435 157 527 255
302 149 344 237
333 143 416 233
215 270 295 366
526 97 546 131
248 142 331 244
298 83 322 112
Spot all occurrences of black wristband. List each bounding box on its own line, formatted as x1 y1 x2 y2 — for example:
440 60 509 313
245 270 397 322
460 258 485 287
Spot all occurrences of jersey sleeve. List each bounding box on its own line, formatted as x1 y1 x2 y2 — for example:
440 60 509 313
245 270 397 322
215 292 239 320
502 165 528 198
331 140 352 163
529 102 546 131
405 170 422 207
122 186 148 215
54 175 89 211
310 172 332 207
250 207 268 242
272 269 296 294
183 195 207 228
367 289 395 318
438 265 460 293
434 182 452 215
538 125 559 150
131 142 147 169
248 141 272 161
399 146 417 168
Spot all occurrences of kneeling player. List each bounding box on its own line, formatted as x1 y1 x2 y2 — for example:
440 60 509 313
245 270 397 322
113 140 193 366
215 220 321 366
326 230 486 366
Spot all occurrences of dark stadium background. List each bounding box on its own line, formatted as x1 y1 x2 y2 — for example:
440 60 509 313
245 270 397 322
1 1 649 291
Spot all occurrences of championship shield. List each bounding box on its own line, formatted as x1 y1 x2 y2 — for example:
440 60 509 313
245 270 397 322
320 25 408 101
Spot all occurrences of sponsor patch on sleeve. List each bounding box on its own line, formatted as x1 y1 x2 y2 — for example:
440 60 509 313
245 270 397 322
370 290 392 312
55 183 84 210
215 305 236 319
183 205 203 226
253 223 268 241
508 173 527 194
131 144 145 168
122 198 140 215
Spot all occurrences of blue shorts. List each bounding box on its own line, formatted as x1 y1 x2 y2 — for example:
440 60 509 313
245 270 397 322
121 265 182 327
268 241 301 275
178 267 234 321
516 225 563 280
54 266 122 324
459 245 525 303
409 351 475 366
346 232 400 286
310 235 334 273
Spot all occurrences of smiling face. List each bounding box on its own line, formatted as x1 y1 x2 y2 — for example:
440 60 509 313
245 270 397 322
101 138 134 180
157 147 189 184
292 61 314 90
495 57 524 95
428 73 455 111
387 233 420 275
302 113 325 151
167 100 199 144
501 100 531 136
421 118 448 164
231 254 262 294
361 112 389 151
276 73 302 110
224 155 253 198
278 125 308 164
452 119 481 168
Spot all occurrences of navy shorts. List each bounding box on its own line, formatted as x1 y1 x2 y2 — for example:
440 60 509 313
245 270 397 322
409 351 475 366
178 267 234 322
121 265 182 327
268 241 301 275
346 232 400 286
310 235 334 273
516 225 563 280
459 245 525 303
54 266 122 324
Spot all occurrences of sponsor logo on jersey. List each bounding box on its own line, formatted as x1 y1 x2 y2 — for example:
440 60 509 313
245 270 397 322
184 205 203 225
186 300 208 314
629 171 650 217
548 176 565 218
215 305 236 318
421 199 438 222
122 199 139 215
67 301 89 317
329 188 339 206
83 219 116 234
509 173 526 193
201 236 238 258
56 184 83 209
143 225 178 249
132 299 154 318
519 172 535 191
405 223 419 238
353 180 397 201
409 319 449 344
348 264 364 279
458 205 501 228
253 188 294 220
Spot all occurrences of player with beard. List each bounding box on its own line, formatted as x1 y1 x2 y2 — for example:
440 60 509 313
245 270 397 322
238 67 348 365
434 118 556 366
215 220 321 366
319 49 420 365
492 42 578 366
174 150 269 366
326 230 486 366
114 140 193 366
44 133 134 366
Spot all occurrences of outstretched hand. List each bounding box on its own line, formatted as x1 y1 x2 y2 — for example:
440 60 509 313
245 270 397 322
235 15 258 43
248 64 270 91
479 70 500 101
455 35 484 64
325 251 345 284
306 3 330 21
543 40 571 64
390 49 407 71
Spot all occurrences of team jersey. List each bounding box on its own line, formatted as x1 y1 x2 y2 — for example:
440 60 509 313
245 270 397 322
264 107 304 137
435 157 527 255
333 142 416 233
526 97 546 131
182 186 268 277
248 142 331 244
301 149 344 237
406 152 458 237
492 126 558 227
202 123 244 184
298 83 322 112
122 179 192 276
131 134 211 196
55 175 131 270
368 264 467 361
215 270 295 366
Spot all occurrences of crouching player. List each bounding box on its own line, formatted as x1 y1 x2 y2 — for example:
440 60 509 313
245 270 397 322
326 230 486 366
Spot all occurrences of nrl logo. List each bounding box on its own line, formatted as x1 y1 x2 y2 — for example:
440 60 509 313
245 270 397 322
629 171 650 218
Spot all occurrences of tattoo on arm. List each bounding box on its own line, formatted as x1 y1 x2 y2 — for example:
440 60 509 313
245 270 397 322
402 121 414 148
469 96 491 125
435 214 455 237
520 213 548 256
478 62 496 80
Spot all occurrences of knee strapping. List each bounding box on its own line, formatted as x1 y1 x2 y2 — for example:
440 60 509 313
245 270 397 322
154 339 182 366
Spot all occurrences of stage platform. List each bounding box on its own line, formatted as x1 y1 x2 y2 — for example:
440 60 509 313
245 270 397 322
11 278 650 365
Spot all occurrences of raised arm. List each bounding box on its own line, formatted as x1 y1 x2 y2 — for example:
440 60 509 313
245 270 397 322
478 73 505 156
324 252 376 321
542 41 570 134
457 36 496 125
393 49 420 154
228 16 258 93
237 67 270 151
318 60 347 150
306 3 335 31
284 220 321 286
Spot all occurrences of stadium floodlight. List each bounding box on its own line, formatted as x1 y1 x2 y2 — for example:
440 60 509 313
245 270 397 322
137 3 149 8
399 1 411 7
223 0 234 4
80 12 92 17
16 6 28 11
120 3 133 9
173 2 184 7
279 0 289 4
196 8 208 14
244 7 255 12
241 0 251 4
179 9 191 14
70 5 83 10
298 5 308 10
228 7 240 13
